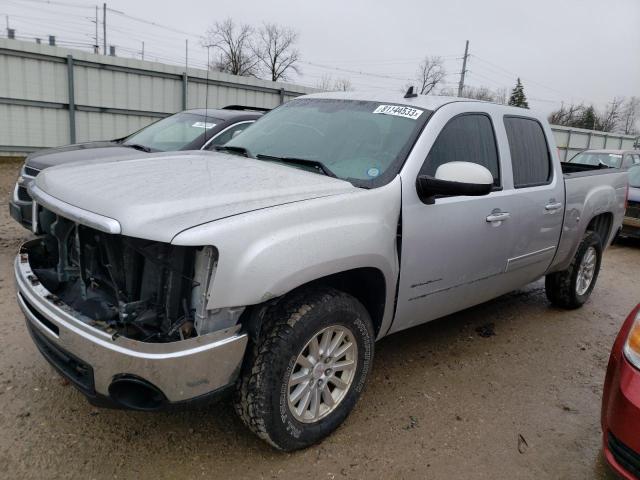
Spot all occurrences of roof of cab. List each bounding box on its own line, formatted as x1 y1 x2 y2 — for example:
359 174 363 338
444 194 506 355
301 90 545 117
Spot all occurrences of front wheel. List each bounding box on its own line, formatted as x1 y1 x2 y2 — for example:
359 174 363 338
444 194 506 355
234 287 375 451
545 231 603 309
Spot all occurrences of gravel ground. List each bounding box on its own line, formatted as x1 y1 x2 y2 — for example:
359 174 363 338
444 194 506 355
0 159 638 479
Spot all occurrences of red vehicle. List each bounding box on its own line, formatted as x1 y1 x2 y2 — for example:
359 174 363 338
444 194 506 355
602 303 640 479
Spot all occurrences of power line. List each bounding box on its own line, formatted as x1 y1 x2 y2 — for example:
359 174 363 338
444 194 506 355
471 54 588 103
300 60 414 83
4 0 94 8
105 7 202 39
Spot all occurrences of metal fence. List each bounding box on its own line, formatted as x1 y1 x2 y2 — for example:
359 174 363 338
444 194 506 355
1 38 638 158
0 38 317 156
551 125 639 161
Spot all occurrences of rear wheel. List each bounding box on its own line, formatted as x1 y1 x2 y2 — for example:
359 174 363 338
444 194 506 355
545 231 603 309
234 287 374 451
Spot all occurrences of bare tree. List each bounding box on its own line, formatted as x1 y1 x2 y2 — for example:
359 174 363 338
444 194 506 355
493 87 508 105
333 77 353 91
598 96 624 132
315 74 334 91
253 23 300 82
414 56 446 95
621 96 639 135
439 84 507 104
203 18 259 76
548 103 584 126
460 85 495 101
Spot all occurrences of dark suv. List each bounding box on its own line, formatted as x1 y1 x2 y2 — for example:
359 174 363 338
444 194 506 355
9 106 263 230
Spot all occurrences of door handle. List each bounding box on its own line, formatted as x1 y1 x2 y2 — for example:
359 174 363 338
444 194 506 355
486 212 511 223
545 202 563 211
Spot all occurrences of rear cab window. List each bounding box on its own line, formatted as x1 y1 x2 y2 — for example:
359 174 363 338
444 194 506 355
503 116 552 188
419 113 501 188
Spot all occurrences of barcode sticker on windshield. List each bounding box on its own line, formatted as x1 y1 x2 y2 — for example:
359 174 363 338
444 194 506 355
192 122 216 129
373 105 423 120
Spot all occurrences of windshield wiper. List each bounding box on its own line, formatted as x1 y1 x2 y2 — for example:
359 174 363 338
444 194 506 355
214 145 252 157
256 154 337 178
124 143 152 153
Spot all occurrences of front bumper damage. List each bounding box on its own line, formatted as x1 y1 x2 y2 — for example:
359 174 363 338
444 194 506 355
15 242 248 409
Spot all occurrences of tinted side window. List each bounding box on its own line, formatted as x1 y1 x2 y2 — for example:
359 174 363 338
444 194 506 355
420 114 500 186
504 117 551 188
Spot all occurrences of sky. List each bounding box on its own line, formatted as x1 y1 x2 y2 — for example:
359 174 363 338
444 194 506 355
1 0 639 116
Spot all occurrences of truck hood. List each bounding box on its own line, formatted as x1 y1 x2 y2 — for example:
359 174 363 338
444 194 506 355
33 152 358 242
26 141 142 170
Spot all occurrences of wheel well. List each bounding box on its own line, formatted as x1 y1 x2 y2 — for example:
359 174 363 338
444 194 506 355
241 268 388 341
586 213 613 246
308 268 387 336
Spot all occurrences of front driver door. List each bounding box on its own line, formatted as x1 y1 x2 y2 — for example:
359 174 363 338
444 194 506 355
392 107 517 333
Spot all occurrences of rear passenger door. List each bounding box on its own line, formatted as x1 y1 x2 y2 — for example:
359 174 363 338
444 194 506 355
501 116 564 280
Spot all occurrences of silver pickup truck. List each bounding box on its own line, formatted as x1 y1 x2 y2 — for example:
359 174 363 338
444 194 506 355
14 91 627 451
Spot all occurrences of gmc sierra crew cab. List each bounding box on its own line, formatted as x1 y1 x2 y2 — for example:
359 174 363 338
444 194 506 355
14 91 627 451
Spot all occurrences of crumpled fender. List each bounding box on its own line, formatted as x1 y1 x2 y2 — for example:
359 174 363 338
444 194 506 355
172 177 402 338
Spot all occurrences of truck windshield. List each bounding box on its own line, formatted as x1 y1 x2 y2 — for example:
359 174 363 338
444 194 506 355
629 166 640 188
123 112 222 152
224 98 431 187
569 151 623 168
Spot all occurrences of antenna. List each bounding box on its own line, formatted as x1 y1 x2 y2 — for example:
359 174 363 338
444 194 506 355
404 86 418 98
204 45 211 144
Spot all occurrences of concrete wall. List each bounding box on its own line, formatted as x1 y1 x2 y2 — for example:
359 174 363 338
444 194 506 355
0 38 317 156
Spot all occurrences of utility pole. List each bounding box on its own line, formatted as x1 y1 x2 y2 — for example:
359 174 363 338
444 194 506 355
94 5 99 53
141 41 144 60
457 40 469 97
102 3 107 55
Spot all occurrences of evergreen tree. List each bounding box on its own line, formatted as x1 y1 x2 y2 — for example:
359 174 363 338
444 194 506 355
575 106 598 130
508 78 529 109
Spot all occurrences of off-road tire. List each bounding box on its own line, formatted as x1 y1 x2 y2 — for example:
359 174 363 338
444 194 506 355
545 231 603 309
233 287 374 451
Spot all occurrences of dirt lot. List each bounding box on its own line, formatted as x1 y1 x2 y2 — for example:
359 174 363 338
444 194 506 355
0 159 638 479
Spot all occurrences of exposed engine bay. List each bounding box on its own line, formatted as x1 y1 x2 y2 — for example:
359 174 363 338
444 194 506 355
25 208 240 343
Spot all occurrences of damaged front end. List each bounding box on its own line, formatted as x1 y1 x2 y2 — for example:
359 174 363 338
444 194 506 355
25 207 238 343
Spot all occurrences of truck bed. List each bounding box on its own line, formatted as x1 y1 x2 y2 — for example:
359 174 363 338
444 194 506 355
550 165 627 273
561 161 616 178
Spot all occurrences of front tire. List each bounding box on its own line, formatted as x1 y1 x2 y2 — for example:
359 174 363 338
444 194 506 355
234 287 374 451
545 231 603 309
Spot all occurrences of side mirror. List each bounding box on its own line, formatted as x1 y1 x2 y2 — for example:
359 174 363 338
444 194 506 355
416 161 494 203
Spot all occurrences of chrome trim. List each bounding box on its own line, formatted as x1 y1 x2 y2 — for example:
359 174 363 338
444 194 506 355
486 211 511 223
12 183 23 204
28 183 122 234
31 199 38 234
200 120 255 150
15 244 248 402
22 165 40 178
505 245 556 272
